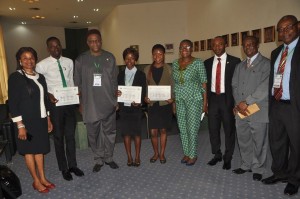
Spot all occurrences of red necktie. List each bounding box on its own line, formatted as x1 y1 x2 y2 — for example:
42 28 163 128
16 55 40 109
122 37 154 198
274 46 288 100
215 58 221 94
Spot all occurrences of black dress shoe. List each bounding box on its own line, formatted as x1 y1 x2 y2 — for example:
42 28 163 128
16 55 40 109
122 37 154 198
262 175 288 184
93 164 103 173
105 161 119 169
62 170 73 181
222 161 231 170
253 173 262 181
284 183 299 196
69 167 84 177
232 168 251 174
207 157 222 166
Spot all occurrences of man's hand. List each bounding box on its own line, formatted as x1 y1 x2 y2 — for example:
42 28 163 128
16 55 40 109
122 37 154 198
236 101 250 116
48 93 58 104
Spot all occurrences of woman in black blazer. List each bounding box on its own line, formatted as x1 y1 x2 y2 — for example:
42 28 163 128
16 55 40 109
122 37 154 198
117 48 146 167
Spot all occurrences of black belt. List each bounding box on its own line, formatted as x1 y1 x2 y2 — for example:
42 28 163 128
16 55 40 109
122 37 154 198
211 92 225 96
272 97 291 104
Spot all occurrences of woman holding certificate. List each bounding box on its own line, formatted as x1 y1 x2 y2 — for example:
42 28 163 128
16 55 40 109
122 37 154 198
144 44 174 164
117 48 146 167
8 47 54 193
172 40 207 166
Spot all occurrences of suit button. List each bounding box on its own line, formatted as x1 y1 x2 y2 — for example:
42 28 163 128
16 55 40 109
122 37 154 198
242 93 244 95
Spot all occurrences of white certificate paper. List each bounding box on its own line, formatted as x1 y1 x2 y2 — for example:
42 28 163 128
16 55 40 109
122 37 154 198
53 87 79 106
148 86 171 101
118 86 142 104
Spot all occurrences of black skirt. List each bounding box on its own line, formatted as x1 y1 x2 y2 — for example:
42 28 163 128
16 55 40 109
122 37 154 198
148 103 172 129
118 106 143 136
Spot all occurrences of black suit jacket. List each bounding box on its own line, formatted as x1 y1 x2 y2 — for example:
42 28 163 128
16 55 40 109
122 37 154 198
204 54 240 108
117 69 147 109
269 38 300 112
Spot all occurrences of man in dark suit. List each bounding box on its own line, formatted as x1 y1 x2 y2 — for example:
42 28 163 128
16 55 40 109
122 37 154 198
204 36 240 170
262 15 300 196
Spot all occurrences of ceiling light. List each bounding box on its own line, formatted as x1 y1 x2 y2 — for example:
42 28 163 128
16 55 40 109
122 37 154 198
23 0 39 3
73 16 78 18
93 8 99 12
86 21 91 24
32 15 45 19
21 22 27 25
77 0 83 2
9 7 16 11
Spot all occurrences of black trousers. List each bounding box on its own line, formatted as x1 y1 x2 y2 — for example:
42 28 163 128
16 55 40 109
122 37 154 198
50 104 77 171
269 99 300 186
208 93 235 162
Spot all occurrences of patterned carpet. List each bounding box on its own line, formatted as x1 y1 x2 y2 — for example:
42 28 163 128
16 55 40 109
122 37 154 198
0 117 297 199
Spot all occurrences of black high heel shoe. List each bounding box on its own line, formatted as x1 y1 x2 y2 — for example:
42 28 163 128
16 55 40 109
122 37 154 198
127 161 133 167
134 159 141 167
160 159 167 164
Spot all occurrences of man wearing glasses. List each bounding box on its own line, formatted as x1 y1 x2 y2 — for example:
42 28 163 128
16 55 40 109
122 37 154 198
262 15 300 196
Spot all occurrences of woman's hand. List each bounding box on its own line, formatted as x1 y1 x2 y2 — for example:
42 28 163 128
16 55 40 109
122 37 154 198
47 117 53 133
18 127 27 140
116 90 122 97
144 97 151 104
48 93 58 104
165 98 174 104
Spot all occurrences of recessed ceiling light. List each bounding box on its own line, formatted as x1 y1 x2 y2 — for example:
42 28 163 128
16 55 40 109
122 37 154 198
73 16 78 18
86 21 92 24
21 22 27 25
32 15 45 19
77 0 83 2
9 7 16 11
23 0 39 3
93 8 99 12
29 7 40 10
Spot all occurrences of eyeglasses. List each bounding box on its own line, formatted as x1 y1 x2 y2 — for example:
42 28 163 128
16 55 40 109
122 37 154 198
277 22 297 33
179 46 191 51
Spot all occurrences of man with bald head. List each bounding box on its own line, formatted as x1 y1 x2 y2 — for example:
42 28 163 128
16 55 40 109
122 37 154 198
262 15 300 196
204 36 240 170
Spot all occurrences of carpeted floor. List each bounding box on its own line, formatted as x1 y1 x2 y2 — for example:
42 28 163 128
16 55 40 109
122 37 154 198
0 117 297 199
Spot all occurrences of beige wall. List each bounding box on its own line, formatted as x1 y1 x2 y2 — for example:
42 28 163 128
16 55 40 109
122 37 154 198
187 0 300 61
101 1 188 65
1 22 65 74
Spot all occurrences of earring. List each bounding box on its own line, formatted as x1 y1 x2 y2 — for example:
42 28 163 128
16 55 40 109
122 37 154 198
20 62 22 66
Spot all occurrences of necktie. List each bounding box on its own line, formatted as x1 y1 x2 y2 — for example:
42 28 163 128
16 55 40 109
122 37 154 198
247 58 251 68
215 58 221 94
274 46 288 100
57 60 67 88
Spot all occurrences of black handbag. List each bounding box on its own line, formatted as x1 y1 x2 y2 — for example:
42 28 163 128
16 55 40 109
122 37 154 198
0 165 22 198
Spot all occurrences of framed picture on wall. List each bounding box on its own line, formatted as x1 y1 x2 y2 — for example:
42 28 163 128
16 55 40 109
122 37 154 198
194 41 199 52
252 29 262 43
207 39 212 50
165 43 174 54
130 45 139 53
222 34 229 47
264 26 275 43
231 33 239 46
240 31 250 43
200 40 206 51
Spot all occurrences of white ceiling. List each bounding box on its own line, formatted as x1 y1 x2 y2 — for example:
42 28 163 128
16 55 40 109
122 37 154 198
0 0 178 28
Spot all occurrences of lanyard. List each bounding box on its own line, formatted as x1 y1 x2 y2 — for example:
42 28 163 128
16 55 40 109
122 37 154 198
94 62 101 73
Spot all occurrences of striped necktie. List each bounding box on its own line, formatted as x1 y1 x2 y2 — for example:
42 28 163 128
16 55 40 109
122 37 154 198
274 46 288 100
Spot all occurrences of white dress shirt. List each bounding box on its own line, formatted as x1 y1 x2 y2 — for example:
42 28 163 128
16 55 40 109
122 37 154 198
36 56 74 94
211 53 227 93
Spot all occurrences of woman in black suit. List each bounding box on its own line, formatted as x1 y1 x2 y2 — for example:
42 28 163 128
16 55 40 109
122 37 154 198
8 47 54 193
117 48 146 167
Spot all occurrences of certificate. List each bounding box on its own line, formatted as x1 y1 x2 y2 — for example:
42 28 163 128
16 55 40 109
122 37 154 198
148 86 171 101
118 86 142 104
53 87 79 106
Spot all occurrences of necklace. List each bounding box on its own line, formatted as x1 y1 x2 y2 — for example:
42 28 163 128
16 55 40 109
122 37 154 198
23 70 36 76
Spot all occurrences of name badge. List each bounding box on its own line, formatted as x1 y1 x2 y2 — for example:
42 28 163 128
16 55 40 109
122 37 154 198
273 74 282 88
93 74 102 86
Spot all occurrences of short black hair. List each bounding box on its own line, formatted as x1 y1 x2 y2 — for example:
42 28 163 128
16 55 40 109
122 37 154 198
242 35 259 46
86 29 101 39
46 36 60 47
152 44 165 54
122 47 139 61
180 39 193 48
278 15 298 26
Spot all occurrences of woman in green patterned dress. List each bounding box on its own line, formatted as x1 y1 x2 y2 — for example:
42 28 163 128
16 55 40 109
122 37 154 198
172 39 207 166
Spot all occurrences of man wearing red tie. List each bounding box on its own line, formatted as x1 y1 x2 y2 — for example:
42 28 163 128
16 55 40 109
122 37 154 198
204 37 240 170
262 15 300 196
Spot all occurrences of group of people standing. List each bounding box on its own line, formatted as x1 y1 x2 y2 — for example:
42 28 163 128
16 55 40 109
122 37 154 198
7 14 300 197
